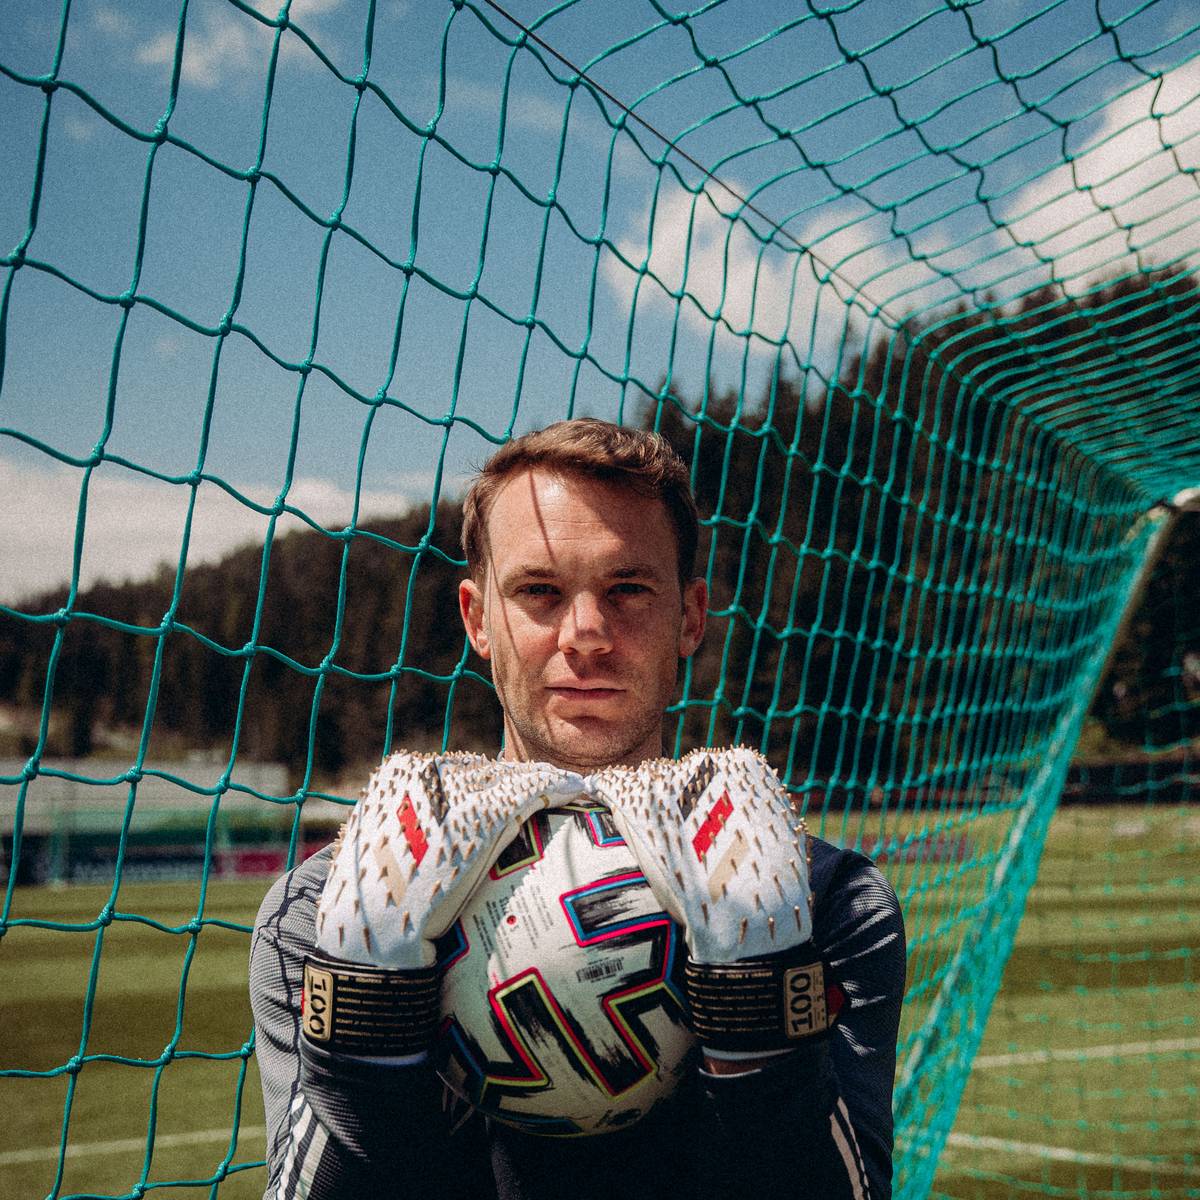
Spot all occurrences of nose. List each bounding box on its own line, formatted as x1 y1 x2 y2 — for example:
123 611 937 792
558 591 613 656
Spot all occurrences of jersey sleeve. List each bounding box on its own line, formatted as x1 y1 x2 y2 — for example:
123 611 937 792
696 842 906 1199
248 850 487 1200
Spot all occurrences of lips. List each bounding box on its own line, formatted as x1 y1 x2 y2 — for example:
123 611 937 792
547 684 624 698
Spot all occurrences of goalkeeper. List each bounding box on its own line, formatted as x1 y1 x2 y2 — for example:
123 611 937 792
250 419 905 1199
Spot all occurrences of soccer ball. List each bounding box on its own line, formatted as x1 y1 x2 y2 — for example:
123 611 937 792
434 801 697 1136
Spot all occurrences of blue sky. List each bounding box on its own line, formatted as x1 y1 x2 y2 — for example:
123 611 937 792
2 0 1199 599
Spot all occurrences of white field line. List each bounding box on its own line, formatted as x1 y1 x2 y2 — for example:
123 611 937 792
944 1132 1200 1179
6 1037 1199 1171
973 1036 1200 1069
0 1125 266 1168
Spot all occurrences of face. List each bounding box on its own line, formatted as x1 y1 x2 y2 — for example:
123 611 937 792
459 469 707 772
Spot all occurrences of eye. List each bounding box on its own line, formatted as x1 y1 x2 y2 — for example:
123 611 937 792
520 582 559 598
611 582 651 597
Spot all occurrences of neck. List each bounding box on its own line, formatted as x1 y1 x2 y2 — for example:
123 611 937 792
499 728 664 772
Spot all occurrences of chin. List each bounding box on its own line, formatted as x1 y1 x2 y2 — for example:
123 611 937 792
539 718 655 771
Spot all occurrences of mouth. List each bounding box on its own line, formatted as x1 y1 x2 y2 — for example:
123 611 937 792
547 684 624 699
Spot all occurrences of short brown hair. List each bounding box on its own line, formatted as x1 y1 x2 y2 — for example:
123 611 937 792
461 419 699 586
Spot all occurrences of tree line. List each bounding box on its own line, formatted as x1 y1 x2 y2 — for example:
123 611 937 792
2 271 1197 789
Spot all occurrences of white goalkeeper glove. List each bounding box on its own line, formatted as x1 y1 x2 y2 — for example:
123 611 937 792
592 748 833 1058
303 752 584 1057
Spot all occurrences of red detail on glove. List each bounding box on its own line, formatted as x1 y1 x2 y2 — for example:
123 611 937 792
397 794 429 864
691 789 733 861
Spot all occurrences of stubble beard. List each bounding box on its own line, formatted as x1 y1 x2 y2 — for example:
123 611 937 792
498 682 669 772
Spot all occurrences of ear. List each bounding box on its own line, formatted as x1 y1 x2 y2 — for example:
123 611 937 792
459 577 491 660
678 577 707 659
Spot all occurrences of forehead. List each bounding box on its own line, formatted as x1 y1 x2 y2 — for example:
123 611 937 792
483 468 676 573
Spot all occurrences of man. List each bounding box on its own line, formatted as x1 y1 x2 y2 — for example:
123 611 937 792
250 419 905 1199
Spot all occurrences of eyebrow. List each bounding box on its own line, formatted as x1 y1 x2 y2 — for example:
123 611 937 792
610 563 664 579
499 562 666 585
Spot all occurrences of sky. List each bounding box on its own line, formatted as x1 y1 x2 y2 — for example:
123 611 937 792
2 0 1199 600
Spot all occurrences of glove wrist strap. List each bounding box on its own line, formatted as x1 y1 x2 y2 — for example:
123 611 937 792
685 952 838 1054
302 951 439 1056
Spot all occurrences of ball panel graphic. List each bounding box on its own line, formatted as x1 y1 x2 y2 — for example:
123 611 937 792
434 803 697 1135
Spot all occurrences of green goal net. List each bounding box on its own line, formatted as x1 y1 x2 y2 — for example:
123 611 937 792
932 510 1200 1199
1 2 1198 1198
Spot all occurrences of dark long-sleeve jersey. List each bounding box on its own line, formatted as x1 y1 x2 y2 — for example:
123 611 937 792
249 834 905 1200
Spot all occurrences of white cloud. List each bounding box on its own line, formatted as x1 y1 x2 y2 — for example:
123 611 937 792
604 184 760 358
247 0 343 17
600 180 953 363
448 78 577 137
63 113 96 142
800 203 955 315
136 18 258 90
0 458 462 602
599 60 1200 367
93 6 133 37
136 0 342 90
997 60 1200 293
503 90 570 135
615 184 798 344
447 77 642 179
153 332 185 359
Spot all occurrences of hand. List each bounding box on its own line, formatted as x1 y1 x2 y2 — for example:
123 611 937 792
317 752 583 968
303 752 585 1056
591 747 811 958
593 748 831 1059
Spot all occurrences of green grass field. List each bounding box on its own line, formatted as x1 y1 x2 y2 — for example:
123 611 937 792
930 804 1200 1200
1 877 273 1200
1 805 1196 1200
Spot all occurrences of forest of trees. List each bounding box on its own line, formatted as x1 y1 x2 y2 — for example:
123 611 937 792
2 272 1198 787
